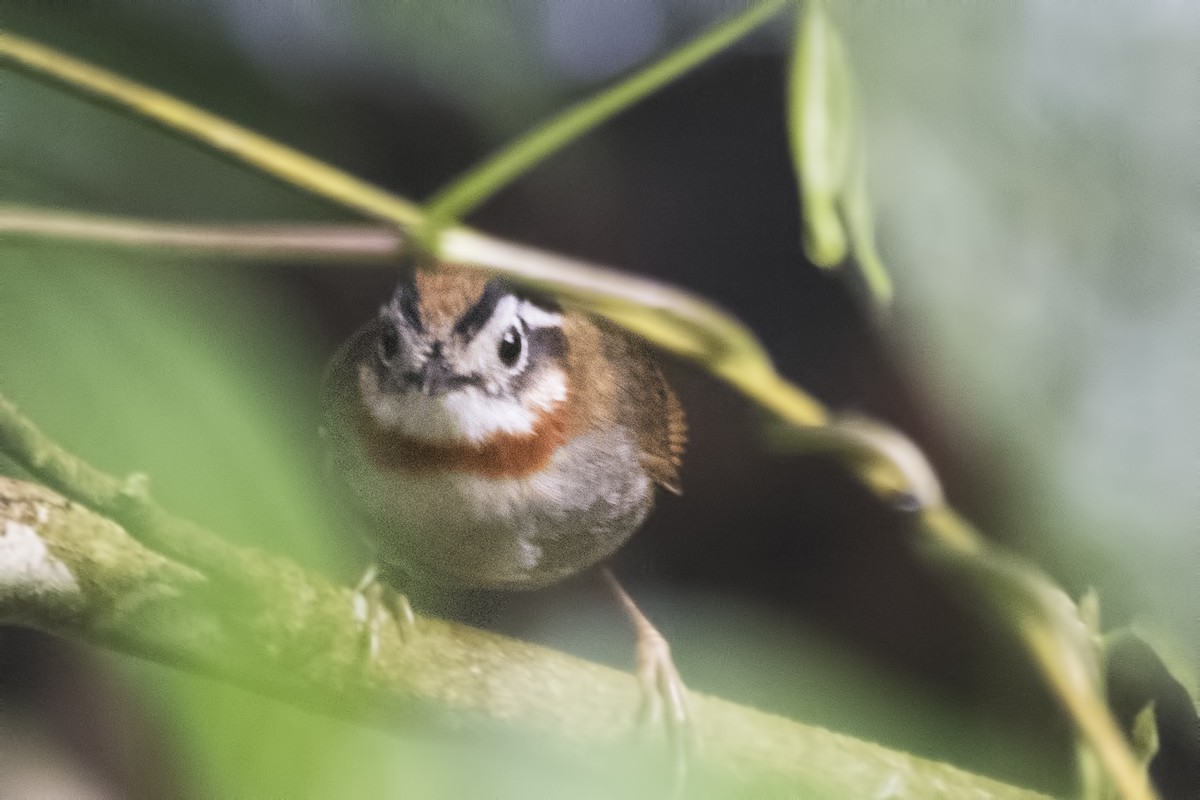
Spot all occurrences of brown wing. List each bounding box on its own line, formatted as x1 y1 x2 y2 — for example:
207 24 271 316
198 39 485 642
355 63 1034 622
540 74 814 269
597 320 686 494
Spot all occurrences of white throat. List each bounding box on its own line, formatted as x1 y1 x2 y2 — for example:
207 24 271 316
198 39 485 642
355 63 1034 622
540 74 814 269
360 364 567 444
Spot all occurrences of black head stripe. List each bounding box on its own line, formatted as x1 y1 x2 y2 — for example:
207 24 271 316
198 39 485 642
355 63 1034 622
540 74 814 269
527 325 567 360
510 324 567 395
453 279 507 340
389 282 423 331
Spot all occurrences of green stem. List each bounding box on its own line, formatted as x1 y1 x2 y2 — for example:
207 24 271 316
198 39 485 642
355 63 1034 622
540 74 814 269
424 0 794 226
0 207 404 260
0 30 423 228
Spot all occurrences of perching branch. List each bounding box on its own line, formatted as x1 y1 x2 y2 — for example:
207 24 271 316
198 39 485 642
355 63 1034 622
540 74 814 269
0 411 1052 799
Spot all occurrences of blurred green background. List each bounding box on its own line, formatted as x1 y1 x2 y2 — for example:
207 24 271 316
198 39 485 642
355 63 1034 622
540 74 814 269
1 2 1195 797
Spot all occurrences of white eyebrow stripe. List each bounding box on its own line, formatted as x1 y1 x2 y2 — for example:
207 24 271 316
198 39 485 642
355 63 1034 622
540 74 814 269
519 300 563 329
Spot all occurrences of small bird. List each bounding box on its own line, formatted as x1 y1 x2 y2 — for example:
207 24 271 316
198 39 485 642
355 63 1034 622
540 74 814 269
320 260 690 744
321 261 685 592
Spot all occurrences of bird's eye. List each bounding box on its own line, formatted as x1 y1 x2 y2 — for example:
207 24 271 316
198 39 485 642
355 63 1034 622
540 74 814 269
498 326 523 368
379 326 400 361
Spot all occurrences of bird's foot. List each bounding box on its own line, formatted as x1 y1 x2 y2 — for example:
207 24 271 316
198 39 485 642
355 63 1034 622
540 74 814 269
634 611 696 793
603 569 696 796
352 564 416 660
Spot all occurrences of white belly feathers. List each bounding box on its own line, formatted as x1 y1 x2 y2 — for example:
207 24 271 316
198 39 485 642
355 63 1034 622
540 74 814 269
340 426 654 589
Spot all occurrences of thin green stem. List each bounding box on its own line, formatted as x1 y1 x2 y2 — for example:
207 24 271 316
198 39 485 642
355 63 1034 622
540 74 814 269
424 0 794 226
0 30 423 228
0 207 404 260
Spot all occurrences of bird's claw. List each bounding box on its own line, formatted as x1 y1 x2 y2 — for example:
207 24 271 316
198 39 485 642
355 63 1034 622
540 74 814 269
352 565 415 660
603 569 696 796
633 618 696 794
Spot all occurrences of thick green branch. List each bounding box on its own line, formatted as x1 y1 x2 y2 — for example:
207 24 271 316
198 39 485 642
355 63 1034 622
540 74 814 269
0 476 1052 799
0 391 305 603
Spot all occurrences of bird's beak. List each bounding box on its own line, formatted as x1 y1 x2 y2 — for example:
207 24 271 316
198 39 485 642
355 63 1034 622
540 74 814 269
418 355 455 397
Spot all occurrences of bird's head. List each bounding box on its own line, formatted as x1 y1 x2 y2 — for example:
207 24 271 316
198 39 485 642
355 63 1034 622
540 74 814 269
359 266 569 444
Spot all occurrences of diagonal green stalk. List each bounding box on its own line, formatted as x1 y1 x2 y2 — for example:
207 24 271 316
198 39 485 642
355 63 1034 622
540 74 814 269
424 0 794 226
0 30 424 228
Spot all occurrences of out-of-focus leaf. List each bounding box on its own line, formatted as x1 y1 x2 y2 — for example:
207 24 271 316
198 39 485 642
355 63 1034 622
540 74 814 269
787 0 891 301
1130 703 1160 770
788 0 850 266
841 138 892 301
